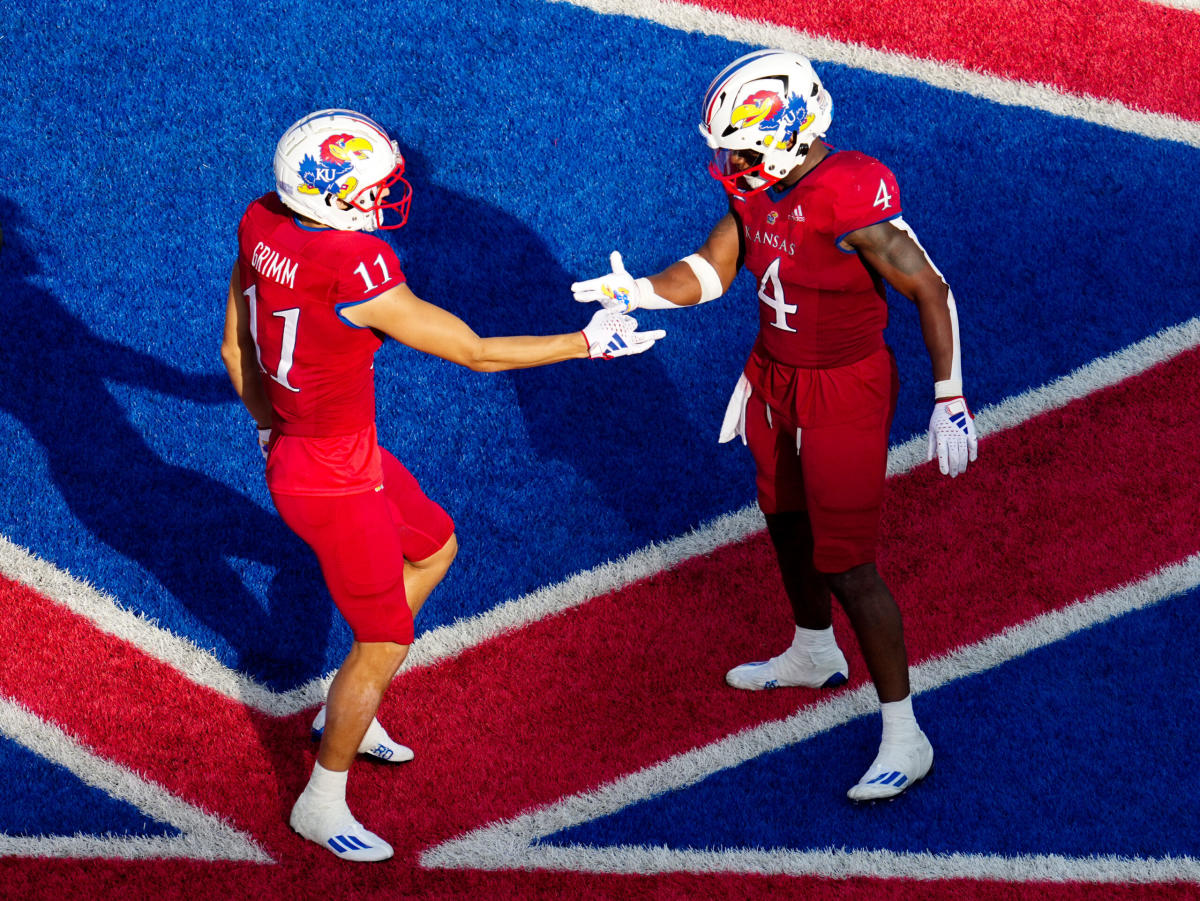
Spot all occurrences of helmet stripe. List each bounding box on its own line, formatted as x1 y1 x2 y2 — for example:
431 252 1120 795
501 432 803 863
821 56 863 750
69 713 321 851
288 109 389 143
702 48 778 114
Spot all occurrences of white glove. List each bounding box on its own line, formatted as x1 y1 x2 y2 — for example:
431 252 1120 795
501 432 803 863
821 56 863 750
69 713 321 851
927 398 978 477
257 427 271 461
571 250 641 312
582 308 665 359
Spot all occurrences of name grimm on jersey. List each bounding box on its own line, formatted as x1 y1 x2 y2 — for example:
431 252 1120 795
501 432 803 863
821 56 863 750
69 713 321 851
250 241 299 290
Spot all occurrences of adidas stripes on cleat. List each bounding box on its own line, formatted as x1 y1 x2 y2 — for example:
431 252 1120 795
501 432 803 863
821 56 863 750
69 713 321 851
289 793 393 863
847 729 934 802
311 706 415 763
725 647 849 691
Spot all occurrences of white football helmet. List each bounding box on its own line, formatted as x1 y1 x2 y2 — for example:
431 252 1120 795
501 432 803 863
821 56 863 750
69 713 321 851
699 50 833 196
273 109 412 231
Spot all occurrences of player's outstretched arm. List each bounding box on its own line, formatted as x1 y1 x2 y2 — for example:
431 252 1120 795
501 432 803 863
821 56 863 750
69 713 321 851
571 213 741 312
342 284 664 370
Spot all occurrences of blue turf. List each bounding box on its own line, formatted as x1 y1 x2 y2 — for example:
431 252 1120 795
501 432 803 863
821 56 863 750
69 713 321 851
0 737 180 839
0 1 1196 690
543 587 1200 860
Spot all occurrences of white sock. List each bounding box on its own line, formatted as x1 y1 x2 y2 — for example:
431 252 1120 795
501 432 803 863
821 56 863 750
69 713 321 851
303 761 349 807
880 695 921 744
787 625 839 657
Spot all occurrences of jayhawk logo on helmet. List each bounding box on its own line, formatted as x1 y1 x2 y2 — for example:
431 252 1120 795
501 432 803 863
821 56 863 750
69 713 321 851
296 134 375 198
731 90 785 129
730 89 815 149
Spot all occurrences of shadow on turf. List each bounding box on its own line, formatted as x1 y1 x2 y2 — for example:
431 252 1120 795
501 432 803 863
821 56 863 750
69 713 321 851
390 147 749 544
0 198 333 691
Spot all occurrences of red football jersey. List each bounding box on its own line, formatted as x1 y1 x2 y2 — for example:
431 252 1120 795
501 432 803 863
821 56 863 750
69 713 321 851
236 193 405 494
735 147 901 369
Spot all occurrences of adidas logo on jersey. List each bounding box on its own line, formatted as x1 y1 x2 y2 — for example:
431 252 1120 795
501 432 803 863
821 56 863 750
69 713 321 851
788 205 806 222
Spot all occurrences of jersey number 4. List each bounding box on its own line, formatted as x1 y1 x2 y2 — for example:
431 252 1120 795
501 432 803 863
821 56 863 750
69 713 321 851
758 258 798 333
245 284 301 393
874 178 894 210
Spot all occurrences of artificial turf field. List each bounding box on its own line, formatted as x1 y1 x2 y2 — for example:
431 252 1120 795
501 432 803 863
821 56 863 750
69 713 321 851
0 0 1197 897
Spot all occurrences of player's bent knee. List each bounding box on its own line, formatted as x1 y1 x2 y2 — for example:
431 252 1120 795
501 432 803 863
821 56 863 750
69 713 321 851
421 532 458 569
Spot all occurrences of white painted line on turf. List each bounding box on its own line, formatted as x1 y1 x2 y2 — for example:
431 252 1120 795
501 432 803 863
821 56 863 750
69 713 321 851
1141 0 1200 11
888 314 1200 476
0 696 271 862
421 552 1200 882
1 316 1197 713
548 0 1200 147
0 535 328 718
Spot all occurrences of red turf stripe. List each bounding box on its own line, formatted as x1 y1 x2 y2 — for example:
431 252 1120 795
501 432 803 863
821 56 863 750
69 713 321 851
680 0 1200 122
4 856 1180 901
0 583 306 847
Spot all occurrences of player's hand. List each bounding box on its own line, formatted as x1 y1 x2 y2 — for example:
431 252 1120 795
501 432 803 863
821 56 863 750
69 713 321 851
257 427 271 462
926 398 977 477
571 251 642 313
582 308 665 359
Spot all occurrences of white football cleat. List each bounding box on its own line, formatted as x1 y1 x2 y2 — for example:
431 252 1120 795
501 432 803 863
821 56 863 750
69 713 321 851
311 707 415 763
289 793 393 863
847 730 934 802
725 646 849 691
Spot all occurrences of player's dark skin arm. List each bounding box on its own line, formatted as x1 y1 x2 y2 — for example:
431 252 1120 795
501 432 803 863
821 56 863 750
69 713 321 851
843 222 959 399
641 212 743 304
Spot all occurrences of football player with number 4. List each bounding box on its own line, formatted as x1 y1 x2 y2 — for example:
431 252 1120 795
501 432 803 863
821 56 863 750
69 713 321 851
572 51 978 802
221 109 664 862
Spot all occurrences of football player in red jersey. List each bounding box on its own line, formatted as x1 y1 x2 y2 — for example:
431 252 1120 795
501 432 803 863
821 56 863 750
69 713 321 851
222 109 664 861
572 51 977 801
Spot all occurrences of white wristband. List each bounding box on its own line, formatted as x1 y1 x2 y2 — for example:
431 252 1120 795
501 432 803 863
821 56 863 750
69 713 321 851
934 378 963 398
681 253 724 303
632 277 681 310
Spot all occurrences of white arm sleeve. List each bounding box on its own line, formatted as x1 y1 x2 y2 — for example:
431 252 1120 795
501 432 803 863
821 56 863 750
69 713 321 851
933 288 963 398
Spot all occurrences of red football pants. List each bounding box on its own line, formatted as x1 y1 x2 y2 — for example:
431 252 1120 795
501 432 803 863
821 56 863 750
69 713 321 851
271 449 454 644
744 346 898 573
